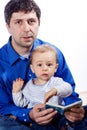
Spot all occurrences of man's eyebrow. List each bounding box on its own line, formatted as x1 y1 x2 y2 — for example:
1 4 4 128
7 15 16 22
12 18 22 21
13 17 36 21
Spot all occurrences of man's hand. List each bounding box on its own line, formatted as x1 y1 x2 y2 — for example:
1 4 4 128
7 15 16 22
64 106 85 122
29 103 58 125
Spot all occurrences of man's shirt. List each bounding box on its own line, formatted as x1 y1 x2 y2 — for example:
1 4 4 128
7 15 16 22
0 36 80 123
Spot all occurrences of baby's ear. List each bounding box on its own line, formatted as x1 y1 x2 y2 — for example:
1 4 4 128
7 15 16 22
30 64 34 73
55 63 58 72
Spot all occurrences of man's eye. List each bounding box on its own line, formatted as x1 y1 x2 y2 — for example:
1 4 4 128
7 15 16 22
28 19 35 25
15 20 22 25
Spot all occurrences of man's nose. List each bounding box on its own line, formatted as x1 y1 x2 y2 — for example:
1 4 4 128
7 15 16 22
23 22 30 32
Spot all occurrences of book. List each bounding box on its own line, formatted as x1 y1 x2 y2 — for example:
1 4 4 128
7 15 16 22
46 100 82 115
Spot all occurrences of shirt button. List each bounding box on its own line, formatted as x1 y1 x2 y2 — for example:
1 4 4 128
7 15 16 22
24 119 27 122
23 113 25 117
29 74 31 77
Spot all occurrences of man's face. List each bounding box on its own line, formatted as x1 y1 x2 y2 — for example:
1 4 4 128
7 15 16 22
6 10 39 50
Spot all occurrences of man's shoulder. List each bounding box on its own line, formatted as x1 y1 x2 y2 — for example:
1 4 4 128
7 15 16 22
35 38 60 51
0 37 11 54
0 43 8 57
34 38 50 45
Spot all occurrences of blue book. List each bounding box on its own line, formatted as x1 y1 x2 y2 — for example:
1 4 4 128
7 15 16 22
46 100 82 115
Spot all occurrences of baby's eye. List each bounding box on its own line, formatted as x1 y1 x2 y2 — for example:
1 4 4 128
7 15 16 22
37 64 42 67
47 63 53 66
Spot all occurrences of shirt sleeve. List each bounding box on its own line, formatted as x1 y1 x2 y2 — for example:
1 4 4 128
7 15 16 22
53 46 81 105
0 75 32 123
52 77 72 97
12 91 29 107
0 89 32 123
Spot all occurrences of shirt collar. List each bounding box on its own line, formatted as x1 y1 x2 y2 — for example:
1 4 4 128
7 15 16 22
7 37 22 65
7 36 42 65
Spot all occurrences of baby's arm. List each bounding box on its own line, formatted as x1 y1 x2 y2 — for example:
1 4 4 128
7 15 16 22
44 77 72 104
44 88 57 104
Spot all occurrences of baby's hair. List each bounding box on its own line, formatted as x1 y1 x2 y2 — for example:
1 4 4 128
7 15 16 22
30 44 58 64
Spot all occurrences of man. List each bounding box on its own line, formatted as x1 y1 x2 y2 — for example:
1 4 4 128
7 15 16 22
0 0 86 130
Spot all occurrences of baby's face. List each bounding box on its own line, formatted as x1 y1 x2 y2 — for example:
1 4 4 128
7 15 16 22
30 51 58 83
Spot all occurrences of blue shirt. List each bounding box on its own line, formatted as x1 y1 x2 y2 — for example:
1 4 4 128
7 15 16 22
0 36 80 123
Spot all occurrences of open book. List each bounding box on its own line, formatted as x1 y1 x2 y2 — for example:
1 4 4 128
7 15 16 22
46 100 82 115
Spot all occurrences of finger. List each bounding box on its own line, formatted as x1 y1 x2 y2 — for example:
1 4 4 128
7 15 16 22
36 111 57 125
38 117 54 125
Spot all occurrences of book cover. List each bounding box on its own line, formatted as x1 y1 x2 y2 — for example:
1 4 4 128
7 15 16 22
46 100 82 115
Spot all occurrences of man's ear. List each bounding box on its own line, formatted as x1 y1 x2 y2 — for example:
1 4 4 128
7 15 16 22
6 23 11 34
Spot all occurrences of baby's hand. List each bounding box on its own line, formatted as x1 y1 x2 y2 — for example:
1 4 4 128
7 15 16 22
12 78 24 93
44 88 57 104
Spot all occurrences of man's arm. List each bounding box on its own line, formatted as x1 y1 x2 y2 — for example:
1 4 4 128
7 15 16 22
0 77 31 122
54 47 81 105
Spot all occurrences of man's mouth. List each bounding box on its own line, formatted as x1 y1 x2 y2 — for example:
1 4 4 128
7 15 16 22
23 36 33 41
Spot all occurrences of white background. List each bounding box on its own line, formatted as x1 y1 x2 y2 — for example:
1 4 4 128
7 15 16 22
0 0 87 92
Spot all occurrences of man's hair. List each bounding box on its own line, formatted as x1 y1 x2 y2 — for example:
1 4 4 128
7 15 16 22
30 44 58 64
4 0 41 25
